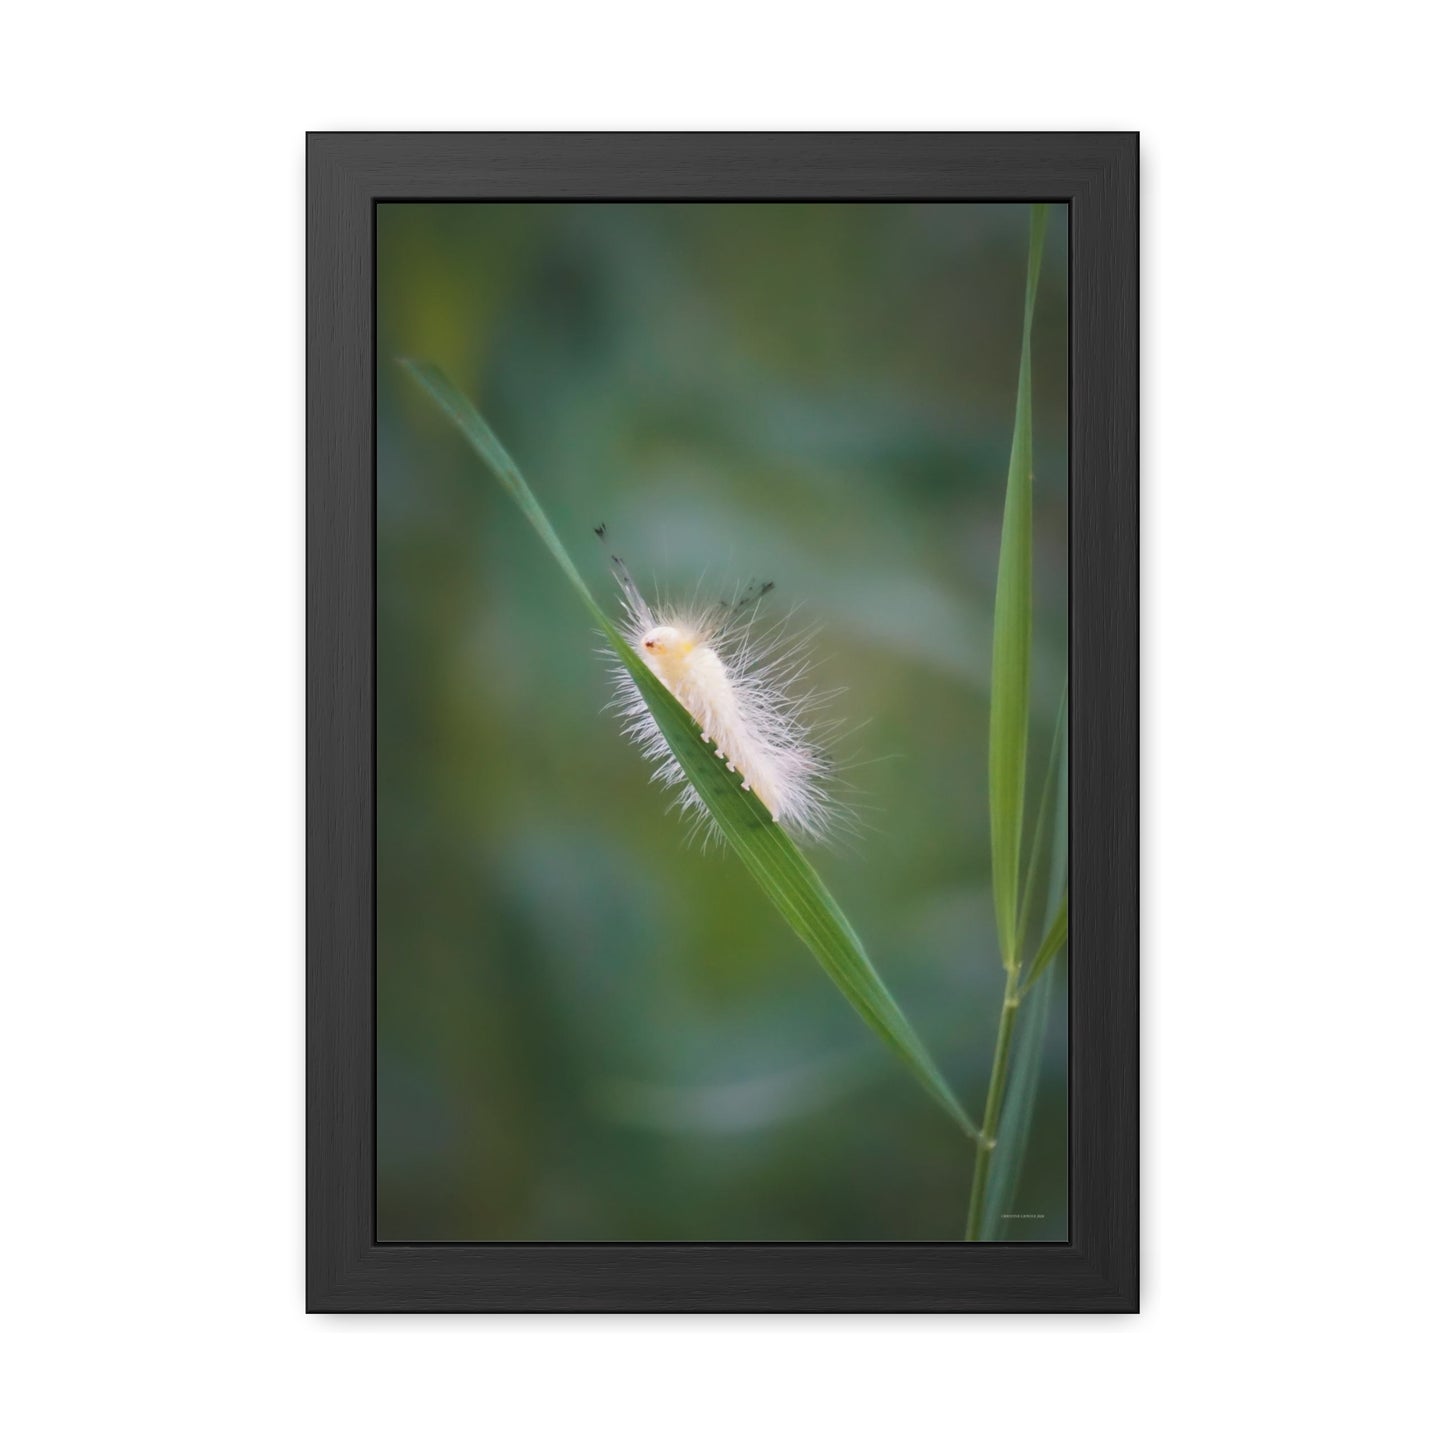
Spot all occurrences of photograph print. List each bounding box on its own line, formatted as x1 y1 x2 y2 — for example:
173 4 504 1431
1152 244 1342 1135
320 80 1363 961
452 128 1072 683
376 200 1069 1243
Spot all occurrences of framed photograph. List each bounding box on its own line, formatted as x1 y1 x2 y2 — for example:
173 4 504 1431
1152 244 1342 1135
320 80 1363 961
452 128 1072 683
307 132 1138 1311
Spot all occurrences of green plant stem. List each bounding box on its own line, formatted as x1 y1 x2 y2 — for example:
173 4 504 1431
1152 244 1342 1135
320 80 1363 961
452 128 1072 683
966 963 1022 1240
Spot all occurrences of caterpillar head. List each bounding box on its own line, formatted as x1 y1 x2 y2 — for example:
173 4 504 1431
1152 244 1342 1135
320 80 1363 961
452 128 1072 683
640 624 688 657
637 624 699 686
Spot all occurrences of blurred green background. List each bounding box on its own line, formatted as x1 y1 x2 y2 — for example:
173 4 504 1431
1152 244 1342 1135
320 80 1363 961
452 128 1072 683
377 202 1068 1241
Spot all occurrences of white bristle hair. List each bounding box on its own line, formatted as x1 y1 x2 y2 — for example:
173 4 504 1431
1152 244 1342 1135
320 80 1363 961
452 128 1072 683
602 550 845 847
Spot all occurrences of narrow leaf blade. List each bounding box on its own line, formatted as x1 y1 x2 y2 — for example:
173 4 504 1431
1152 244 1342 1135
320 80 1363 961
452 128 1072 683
1020 892 1068 999
1017 686 1068 949
988 204 1049 967
402 361 982 1141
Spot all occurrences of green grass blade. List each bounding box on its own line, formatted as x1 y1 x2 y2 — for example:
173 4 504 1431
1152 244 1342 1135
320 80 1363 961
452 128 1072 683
402 362 607 629
1017 685 1068 956
988 204 1049 968
982 700 1067 1237
1020 892 1068 1000
402 360 982 1142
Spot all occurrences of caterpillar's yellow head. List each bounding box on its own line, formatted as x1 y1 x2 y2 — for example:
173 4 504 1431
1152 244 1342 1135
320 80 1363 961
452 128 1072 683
638 624 697 685
640 624 688 657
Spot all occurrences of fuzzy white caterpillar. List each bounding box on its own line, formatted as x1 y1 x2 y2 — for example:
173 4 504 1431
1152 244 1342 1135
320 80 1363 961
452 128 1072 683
603 547 843 846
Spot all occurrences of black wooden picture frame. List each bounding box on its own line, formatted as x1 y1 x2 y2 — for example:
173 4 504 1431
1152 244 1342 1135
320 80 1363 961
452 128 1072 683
307 131 1138 1312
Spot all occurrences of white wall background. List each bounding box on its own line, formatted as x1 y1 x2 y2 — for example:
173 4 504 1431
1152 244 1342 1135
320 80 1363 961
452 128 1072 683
3 3 1440 1440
